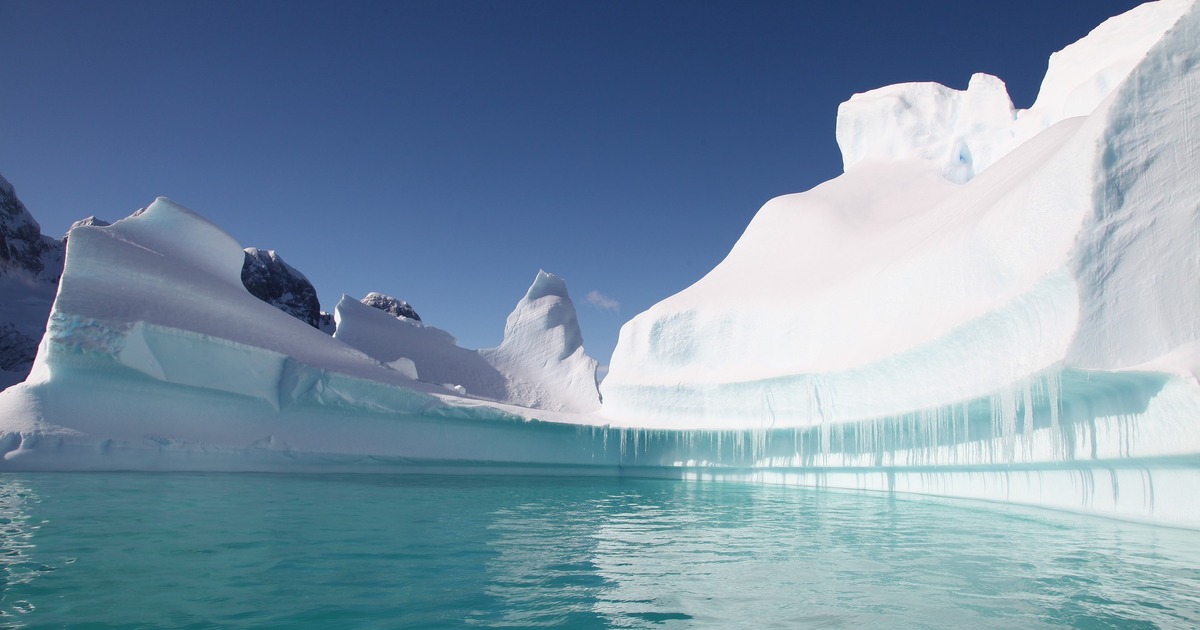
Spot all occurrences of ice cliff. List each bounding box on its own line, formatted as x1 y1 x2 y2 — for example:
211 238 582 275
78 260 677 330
594 0 1200 525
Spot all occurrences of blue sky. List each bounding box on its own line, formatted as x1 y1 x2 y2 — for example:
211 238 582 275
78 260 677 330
0 0 1144 369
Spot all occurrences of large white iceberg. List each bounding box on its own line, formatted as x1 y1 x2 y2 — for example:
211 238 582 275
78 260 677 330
594 0 1200 524
602 0 1199 430
0 0 1197 528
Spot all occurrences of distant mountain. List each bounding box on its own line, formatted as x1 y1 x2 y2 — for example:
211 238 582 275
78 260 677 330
361 292 421 322
0 174 63 283
0 175 63 388
241 248 322 328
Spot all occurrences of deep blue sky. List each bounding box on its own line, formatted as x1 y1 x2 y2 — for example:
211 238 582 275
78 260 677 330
0 0 1145 369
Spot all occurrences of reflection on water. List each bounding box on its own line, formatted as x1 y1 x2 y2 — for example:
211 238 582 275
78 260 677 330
0 479 47 625
478 480 1200 628
0 473 1197 628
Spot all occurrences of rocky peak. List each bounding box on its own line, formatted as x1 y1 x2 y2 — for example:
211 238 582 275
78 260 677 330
0 174 62 282
240 248 322 328
361 292 421 321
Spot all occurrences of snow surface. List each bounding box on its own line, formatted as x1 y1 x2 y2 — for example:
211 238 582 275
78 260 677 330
334 271 600 412
479 270 601 413
0 1 1197 527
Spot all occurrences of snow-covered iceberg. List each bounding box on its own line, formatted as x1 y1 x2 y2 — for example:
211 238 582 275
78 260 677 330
604 0 1199 429
597 0 1200 524
333 271 599 411
0 197 618 471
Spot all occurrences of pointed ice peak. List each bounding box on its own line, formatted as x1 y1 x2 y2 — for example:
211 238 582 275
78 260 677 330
99 197 246 288
524 269 570 302
480 270 600 412
361 292 421 322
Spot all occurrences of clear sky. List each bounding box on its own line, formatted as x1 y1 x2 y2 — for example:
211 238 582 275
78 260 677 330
0 0 1146 371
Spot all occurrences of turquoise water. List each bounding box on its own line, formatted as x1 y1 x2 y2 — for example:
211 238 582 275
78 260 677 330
0 474 1196 628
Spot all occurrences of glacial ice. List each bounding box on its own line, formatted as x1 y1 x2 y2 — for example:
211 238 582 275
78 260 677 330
0 0 1197 528
478 270 601 413
595 0 1200 524
334 270 600 412
602 0 1199 430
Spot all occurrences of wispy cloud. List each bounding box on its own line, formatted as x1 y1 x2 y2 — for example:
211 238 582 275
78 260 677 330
585 290 620 312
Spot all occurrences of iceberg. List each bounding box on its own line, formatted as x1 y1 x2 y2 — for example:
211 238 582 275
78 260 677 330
0 0 1197 527
0 198 616 471
596 0 1200 524
334 270 600 412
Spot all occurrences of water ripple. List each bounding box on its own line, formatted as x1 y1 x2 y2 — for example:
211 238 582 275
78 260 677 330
0 473 1195 628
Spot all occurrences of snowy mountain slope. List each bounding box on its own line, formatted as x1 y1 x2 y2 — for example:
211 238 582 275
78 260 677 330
0 174 62 284
0 175 62 389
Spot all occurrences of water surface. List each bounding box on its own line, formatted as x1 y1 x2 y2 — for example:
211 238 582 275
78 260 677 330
0 473 1196 628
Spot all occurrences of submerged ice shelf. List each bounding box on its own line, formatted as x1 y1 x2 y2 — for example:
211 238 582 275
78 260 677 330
1 0 1199 528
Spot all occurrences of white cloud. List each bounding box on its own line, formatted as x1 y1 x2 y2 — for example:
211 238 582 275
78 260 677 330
585 290 620 312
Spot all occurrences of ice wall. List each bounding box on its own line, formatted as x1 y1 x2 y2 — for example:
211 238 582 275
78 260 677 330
597 0 1200 524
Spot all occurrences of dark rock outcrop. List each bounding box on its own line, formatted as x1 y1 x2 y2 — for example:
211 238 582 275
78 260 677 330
0 174 63 283
241 248 322 328
361 292 421 321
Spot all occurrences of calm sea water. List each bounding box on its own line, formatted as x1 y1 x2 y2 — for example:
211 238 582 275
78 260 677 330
0 473 1196 628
